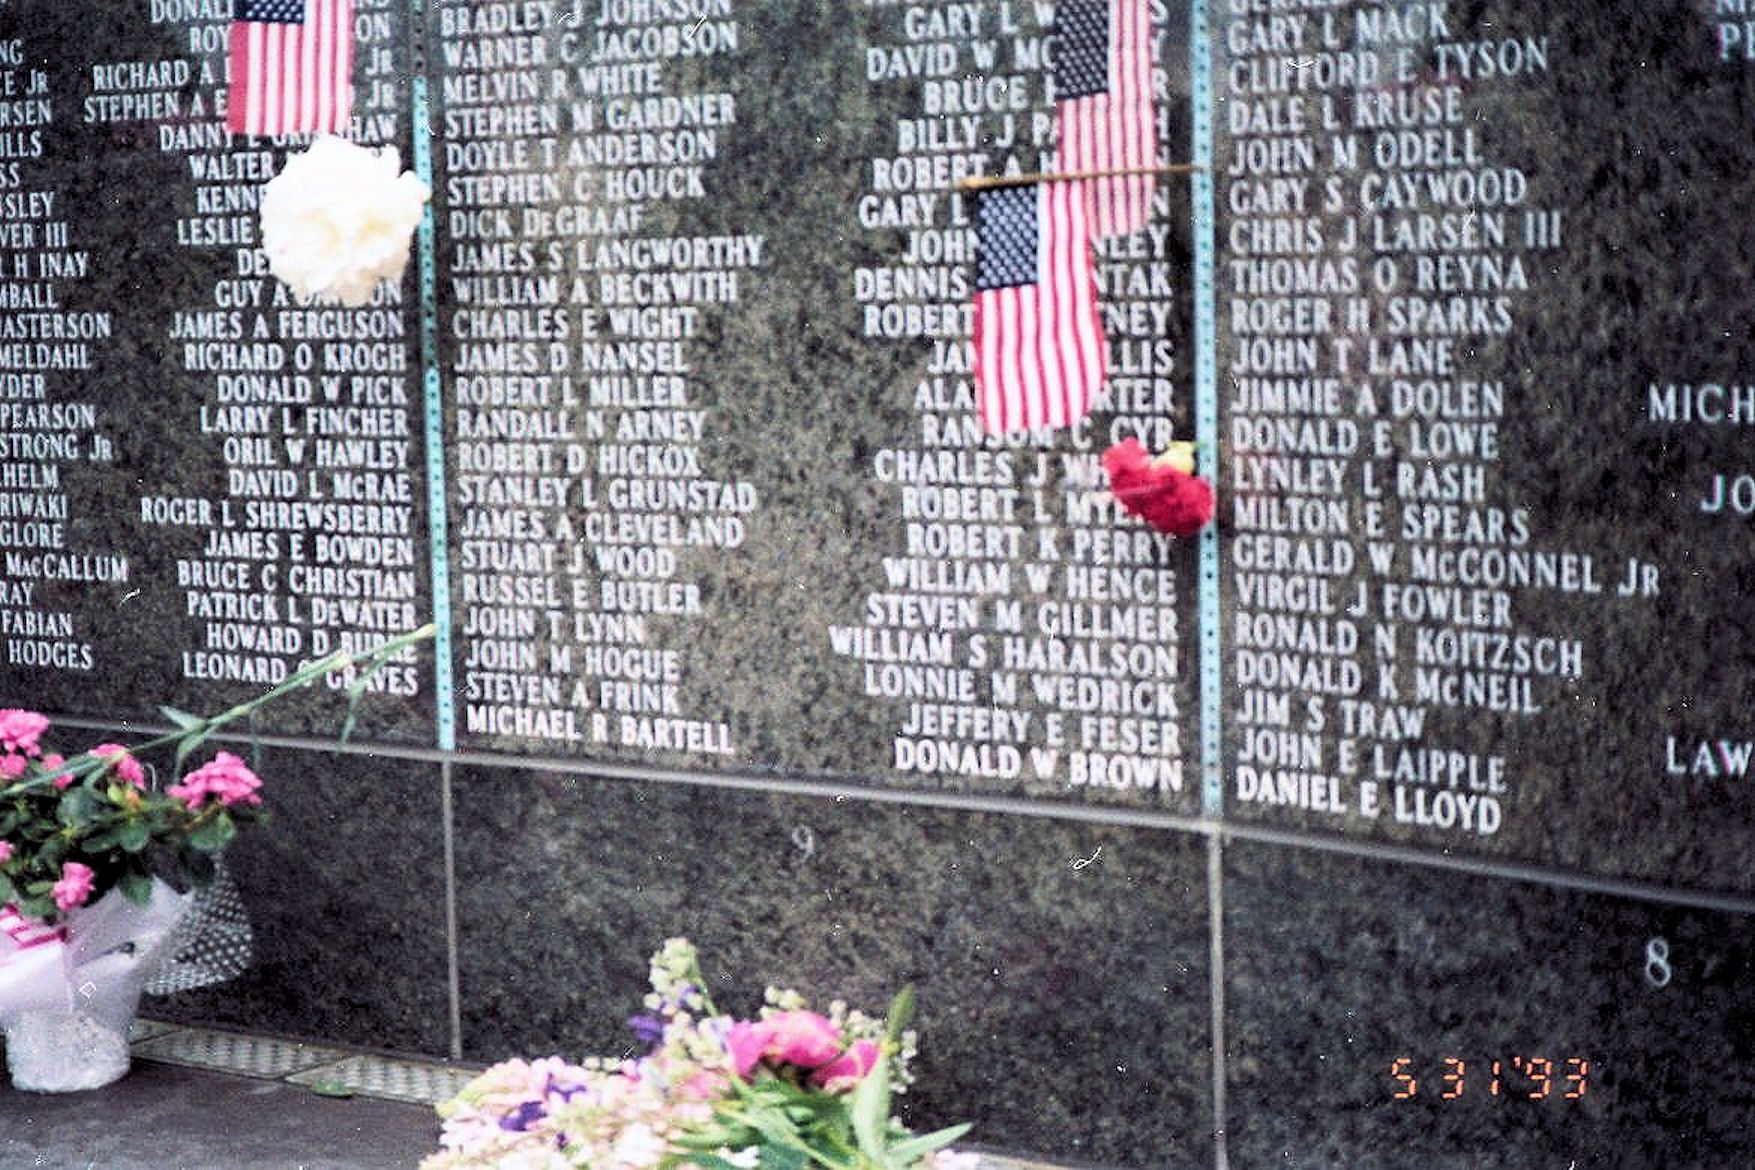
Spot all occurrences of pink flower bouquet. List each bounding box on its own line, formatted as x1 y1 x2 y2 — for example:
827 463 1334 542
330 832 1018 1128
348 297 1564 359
0 622 433 925
0 716 267 923
425 939 973 1170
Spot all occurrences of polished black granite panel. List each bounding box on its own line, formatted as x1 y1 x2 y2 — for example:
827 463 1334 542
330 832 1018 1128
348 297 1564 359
147 747 449 1056
1224 841 1755 1168
0 0 435 745
452 768 1212 1168
429 0 1203 812
1215 0 1755 897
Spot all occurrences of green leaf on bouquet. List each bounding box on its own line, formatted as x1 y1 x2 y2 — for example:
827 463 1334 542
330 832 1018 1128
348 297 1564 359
849 985 916 1165
0 874 15 903
757 1146 810 1170
15 893 53 919
56 788 95 826
850 1057 891 1166
179 846 217 885
120 870 154 905
173 730 212 773
670 1155 750 1170
81 829 122 851
159 706 205 731
887 1124 973 1164
118 820 151 853
882 985 916 1045
719 1106 836 1170
189 811 236 851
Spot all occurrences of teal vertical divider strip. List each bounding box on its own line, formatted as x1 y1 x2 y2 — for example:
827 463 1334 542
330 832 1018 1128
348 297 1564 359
1191 0 1221 818
409 46 456 751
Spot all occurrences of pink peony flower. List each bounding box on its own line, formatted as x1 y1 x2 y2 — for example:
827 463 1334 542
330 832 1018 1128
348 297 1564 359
0 755 24 779
809 1039 881 1093
53 861 94 911
766 1010 845 1069
727 1011 847 1079
0 709 48 757
89 744 145 787
725 1020 773 1079
167 751 263 810
0 840 12 863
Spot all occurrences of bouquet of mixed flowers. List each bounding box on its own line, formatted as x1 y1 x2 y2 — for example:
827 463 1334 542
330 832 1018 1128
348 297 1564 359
425 939 974 1170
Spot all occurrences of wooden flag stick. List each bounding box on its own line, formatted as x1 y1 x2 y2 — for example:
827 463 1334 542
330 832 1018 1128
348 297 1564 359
958 163 1203 194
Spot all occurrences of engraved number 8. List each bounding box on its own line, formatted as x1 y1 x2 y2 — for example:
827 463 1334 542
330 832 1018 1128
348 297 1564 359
1644 937 1672 989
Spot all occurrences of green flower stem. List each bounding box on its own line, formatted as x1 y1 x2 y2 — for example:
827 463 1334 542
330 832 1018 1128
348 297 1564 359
681 949 723 1019
7 624 436 795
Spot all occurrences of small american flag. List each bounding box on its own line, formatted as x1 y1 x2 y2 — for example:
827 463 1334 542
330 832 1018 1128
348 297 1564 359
227 0 355 137
973 182 1106 435
1055 0 1157 237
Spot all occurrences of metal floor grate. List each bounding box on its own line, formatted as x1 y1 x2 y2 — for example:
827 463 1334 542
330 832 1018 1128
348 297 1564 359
131 1026 355 1080
131 1020 484 1107
286 1053 480 1105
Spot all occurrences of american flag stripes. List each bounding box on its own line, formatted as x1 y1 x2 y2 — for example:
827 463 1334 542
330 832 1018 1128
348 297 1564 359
972 182 1106 435
227 0 355 137
1054 0 1157 238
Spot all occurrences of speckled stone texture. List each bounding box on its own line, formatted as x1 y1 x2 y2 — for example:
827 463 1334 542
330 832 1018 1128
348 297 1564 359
1224 841 1755 1168
0 0 435 746
1216 0 1755 895
427 0 1202 812
146 747 451 1056
452 767 1213 1168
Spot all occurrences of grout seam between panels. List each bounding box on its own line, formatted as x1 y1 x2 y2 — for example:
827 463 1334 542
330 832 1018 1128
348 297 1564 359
43 711 1755 916
1207 835 1229 1170
441 760 463 1062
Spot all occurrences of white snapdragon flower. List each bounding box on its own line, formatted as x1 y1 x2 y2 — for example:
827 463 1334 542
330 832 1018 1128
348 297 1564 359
609 1122 669 1167
259 135 429 307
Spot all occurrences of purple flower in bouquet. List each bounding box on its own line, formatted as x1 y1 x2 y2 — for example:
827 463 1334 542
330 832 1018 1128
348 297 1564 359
497 1100 547 1133
627 1012 666 1051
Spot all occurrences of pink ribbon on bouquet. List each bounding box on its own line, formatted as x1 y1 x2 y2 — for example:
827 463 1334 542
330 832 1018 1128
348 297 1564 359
0 884 193 1020
0 902 74 1016
1 903 66 951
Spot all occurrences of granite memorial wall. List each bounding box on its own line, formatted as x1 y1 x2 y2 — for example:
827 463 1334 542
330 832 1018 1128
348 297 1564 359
0 0 1752 1164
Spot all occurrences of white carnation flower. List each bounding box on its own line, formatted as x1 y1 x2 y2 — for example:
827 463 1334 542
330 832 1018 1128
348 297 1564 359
260 135 429 307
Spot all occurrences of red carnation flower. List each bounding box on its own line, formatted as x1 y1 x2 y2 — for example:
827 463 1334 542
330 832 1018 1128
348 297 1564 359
1102 438 1215 537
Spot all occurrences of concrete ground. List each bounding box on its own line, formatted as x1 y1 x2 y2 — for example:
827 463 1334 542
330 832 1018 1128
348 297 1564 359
0 1059 443 1169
